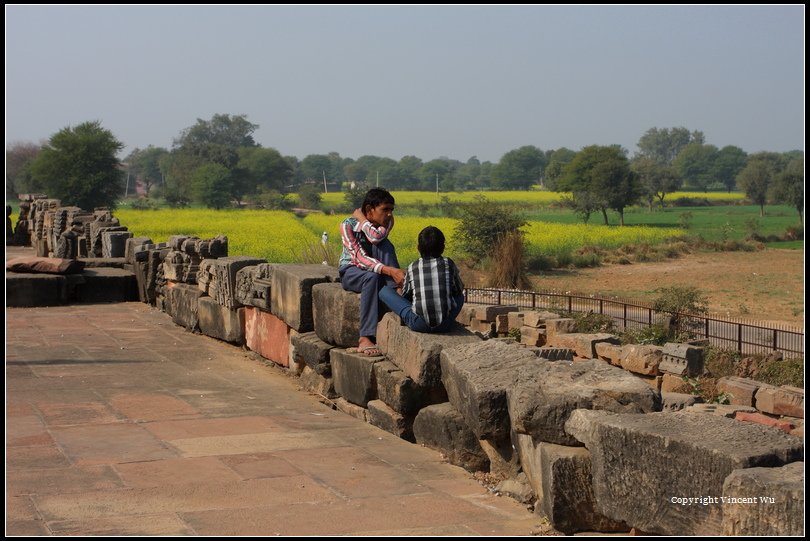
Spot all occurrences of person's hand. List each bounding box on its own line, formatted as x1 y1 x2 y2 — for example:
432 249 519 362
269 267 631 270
352 208 366 222
385 266 406 286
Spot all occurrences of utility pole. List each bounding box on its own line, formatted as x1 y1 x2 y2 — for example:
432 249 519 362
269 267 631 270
376 171 379 187
322 171 328 193
124 170 131 198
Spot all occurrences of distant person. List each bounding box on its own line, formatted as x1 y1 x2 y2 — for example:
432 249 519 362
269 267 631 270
321 231 329 245
338 188 405 356
379 226 464 333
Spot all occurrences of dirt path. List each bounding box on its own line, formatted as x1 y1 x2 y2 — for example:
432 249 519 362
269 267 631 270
532 249 804 328
463 248 804 328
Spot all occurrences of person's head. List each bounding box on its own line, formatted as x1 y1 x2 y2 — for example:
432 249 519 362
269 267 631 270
361 188 396 227
417 226 445 258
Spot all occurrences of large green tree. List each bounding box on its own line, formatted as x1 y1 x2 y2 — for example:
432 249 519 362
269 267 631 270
631 157 680 209
191 163 233 209
673 143 719 191
711 145 748 192
736 152 783 217
492 145 546 190
125 145 169 197
174 113 259 151
237 147 293 193
772 155 804 223
636 127 704 164
6 141 42 196
543 147 576 191
30 121 124 209
560 145 640 225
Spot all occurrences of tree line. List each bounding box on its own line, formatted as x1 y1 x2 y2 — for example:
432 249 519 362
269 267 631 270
5 116 804 223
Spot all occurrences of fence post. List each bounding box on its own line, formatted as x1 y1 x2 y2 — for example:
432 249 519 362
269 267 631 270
568 296 572 313
705 318 709 340
623 304 627 329
532 292 536 309
773 328 778 351
497 290 501 305
738 324 743 353
599 299 603 315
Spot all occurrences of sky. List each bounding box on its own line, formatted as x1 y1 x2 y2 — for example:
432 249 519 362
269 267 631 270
5 5 805 163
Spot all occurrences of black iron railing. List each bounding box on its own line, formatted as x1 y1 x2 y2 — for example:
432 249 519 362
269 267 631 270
464 288 804 357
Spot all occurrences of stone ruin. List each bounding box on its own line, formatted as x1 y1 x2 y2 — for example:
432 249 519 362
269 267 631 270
5 200 804 536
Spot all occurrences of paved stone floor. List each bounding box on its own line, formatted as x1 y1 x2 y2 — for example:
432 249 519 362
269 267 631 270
6 300 550 536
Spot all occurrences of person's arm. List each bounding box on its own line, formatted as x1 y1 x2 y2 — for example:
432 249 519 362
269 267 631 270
354 208 392 244
340 218 384 273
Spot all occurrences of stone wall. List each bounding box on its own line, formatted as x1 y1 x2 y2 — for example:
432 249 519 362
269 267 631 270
6 207 804 536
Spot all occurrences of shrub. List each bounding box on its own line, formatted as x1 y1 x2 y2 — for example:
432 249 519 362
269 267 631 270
619 324 670 346
298 185 323 209
573 311 615 333
704 346 740 378
455 196 526 261
651 286 708 339
757 358 804 388
485 230 531 289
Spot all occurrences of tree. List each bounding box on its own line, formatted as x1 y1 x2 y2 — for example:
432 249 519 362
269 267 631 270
397 155 424 189
636 127 704 164
492 145 546 190
191 163 233 209
297 185 322 209
125 145 168 197
237 147 293 193
673 143 719 192
560 145 639 225
543 148 576 191
711 145 747 192
6 141 42 195
173 113 259 150
772 156 804 223
736 152 782 217
299 154 333 184
416 158 459 192
30 121 124 210
631 157 680 209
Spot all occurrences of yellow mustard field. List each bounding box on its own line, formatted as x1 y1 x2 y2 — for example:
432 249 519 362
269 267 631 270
320 190 744 207
116 208 683 265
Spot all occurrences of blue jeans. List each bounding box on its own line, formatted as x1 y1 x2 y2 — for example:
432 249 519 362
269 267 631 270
379 286 465 333
339 239 399 338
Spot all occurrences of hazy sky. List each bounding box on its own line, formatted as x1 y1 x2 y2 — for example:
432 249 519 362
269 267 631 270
5 5 805 163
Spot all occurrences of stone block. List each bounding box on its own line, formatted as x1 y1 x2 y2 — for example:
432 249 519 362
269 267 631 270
546 332 620 360
661 373 688 393
102 230 132 258
564 409 804 535
659 342 705 377
716 376 763 407
440 340 537 440
469 319 495 335
331 348 384 407
735 411 795 433
378 312 480 387
413 403 489 473
298 366 337 399
495 313 510 334
74 267 138 303
536 347 574 361
311 283 361 348
455 304 476 326
519 326 546 346
684 403 756 418
204 256 268 309
290 331 333 377
197 297 244 344
269 264 339 332
637 374 663 391
479 436 520 479
595 342 623 365
5 272 66 307
124 237 153 264
722 462 804 536
472 304 519 322
514 434 627 535
373 360 433 415
508 359 661 445
334 397 369 422
544 318 577 339
367 400 414 442
523 310 563 328
619 345 663 376
165 283 203 331
755 386 804 418
507 311 526 331
243 307 290 367
661 392 701 411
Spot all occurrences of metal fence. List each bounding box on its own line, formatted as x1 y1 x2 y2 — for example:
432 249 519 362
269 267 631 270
463 287 804 357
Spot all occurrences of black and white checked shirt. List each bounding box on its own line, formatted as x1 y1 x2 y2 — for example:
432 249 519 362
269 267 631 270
401 256 464 328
